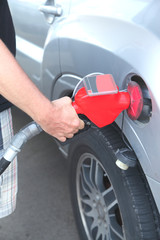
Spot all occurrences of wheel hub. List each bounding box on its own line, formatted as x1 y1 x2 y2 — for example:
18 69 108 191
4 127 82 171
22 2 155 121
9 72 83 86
93 192 108 226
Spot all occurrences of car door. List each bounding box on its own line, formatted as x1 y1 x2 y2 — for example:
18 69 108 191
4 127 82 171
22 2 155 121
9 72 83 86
8 0 49 89
8 0 70 92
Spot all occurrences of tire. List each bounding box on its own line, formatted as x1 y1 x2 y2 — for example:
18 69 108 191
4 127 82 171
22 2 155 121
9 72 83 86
69 124 160 240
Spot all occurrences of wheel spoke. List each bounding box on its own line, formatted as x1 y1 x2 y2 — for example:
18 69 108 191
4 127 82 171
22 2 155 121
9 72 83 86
80 172 92 197
102 185 113 197
84 208 95 218
107 199 118 211
88 157 101 190
95 224 107 240
103 186 117 210
81 197 93 208
109 209 124 239
102 234 107 240
89 158 96 187
82 154 106 194
110 223 124 240
91 218 98 231
81 164 93 194
94 161 103 190
96 228 101 240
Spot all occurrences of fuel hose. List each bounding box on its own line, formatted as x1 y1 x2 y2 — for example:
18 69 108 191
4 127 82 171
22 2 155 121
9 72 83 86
0 121 42 175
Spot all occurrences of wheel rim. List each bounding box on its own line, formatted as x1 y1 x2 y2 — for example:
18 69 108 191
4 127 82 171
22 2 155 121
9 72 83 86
76 152 125 240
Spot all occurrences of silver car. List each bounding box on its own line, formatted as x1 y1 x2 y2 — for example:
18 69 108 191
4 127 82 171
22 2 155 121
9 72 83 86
8 0 160 239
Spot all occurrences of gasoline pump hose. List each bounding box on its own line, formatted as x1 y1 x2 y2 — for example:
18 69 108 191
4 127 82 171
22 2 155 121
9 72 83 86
0 121 42 175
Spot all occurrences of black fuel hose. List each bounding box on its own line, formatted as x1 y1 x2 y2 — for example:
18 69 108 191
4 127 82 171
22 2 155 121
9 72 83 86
0 121 42 175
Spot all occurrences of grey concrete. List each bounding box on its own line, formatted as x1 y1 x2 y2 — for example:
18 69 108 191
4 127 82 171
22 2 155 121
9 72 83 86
0 107 80 240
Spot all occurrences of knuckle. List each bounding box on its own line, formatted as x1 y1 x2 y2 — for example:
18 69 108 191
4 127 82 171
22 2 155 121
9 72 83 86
64 96 72 103
72 118 80 128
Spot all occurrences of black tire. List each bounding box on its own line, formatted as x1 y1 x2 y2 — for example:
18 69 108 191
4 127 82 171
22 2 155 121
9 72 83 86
69 124 160 240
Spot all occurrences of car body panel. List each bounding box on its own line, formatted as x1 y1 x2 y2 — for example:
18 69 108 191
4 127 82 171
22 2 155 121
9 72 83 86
9 0 49 90
8 0 160 213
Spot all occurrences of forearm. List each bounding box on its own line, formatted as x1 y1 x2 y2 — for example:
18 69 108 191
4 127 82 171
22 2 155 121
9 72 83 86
0 40 54 124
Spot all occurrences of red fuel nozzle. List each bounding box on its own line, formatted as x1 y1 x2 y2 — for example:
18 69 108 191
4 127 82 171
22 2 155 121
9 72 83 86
72 74 143 127
72 87 130 127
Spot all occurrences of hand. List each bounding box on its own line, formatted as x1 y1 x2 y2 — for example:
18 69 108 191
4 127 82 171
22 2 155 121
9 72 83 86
39 96 84 142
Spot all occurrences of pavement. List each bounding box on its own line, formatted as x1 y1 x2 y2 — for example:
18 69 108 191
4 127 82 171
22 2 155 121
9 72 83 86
0 107 80 240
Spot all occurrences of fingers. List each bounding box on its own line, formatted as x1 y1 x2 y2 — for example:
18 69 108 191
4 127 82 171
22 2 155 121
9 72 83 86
79 119 85 130
58 136 67 142
57 119 85 143
57 133 74 143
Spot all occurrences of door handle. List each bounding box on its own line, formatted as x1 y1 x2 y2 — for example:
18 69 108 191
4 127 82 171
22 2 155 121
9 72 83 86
39 5 62 17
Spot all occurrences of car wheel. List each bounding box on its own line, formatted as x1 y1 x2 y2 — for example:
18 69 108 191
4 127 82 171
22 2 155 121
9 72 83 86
69 124 160 240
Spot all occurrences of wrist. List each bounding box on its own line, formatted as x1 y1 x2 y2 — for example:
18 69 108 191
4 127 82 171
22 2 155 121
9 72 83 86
33 99 55 127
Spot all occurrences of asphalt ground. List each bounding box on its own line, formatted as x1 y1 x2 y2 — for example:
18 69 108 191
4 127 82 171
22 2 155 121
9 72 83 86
0 106 80 240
